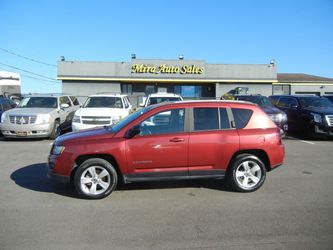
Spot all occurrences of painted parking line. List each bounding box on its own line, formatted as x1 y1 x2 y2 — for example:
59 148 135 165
299 140 315 145
286 136 315 145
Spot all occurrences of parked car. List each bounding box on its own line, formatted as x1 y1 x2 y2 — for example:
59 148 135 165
0 97 17 135
48 100 285 199
323 95 333 104
72 93 132 132
0 94 80 139
269 95 333 138
0 97 16 116
234 95 288 135
140 92 183 107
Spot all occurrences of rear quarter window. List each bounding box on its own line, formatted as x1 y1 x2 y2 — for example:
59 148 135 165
232 108 253 129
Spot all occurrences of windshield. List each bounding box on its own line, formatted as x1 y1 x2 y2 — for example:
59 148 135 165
147 97 182 106
299 97 333 109
84 96 123 108
18 97 58 108
238 96 274 109
109 106 154 133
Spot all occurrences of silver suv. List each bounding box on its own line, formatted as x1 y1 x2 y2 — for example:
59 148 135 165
0 94 80 139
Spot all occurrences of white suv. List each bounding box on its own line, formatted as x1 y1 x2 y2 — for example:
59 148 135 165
72 94 132 131
141 93 183 107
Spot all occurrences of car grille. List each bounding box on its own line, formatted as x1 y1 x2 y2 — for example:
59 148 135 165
81 116 111 125
326 115 333 127
9 115 37 124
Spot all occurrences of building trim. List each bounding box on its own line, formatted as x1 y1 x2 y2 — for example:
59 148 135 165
274 82 333 86
58 76 277 83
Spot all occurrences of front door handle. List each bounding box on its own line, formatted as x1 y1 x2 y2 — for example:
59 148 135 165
169 138 185 142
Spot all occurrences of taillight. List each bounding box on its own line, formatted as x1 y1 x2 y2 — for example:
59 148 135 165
276 128 282 145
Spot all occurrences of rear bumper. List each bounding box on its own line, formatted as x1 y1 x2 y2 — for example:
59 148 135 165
268 144 285 170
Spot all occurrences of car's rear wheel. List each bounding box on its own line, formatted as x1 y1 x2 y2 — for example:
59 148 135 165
74 158 118 199
227 154 266 192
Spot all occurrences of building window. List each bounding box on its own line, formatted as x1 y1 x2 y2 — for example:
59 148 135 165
175 85 201 98
273 85 290 95
121 84 132 94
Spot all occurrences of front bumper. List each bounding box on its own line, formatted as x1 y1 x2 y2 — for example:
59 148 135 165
313 123 333 137
0 123 52 138
47 169 70 184
47 154 71 184
72 122 104 132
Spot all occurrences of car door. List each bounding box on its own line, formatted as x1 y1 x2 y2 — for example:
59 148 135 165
188 107 239 176
125 108 189 176
58 96 72 125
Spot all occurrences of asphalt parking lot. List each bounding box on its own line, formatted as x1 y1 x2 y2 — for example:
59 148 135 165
0 135 332 250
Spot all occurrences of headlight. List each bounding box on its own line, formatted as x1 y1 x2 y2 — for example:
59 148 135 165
112 116 122 124
277 113 287 122
269 113 287 123
51 145 65 155
72 115 81 123
311 113 322 123
35 114 51 124
1 112 8 123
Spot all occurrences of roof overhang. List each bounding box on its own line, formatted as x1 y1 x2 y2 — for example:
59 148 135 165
57 76 277 83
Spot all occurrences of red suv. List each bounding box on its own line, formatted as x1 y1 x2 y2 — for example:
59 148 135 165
48 100 285 199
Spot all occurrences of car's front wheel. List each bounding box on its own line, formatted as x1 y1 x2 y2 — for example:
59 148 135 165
227 154 266 192
50 120 60 139
74 158 118 199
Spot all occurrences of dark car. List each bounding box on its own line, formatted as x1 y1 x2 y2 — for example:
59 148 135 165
0 97 16 117
323 95 333 104
269 95 333 138
0 97 16 135
48 100 285 199
234 95 288 135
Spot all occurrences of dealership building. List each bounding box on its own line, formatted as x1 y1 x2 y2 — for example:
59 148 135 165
57 57 333 106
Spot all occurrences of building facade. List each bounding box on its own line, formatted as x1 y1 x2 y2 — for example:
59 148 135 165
0 71 21 97
57 58 333 107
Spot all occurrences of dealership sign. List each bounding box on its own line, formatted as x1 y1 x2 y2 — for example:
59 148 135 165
131 64 204 75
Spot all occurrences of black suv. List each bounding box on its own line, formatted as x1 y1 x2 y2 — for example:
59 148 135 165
324 95 333 104
269 95 333 138
235 95 288 135
0 97 16 117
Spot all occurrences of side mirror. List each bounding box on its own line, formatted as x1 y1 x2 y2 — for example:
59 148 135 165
125 125 141 139
290 104 298 109
60 103 69 109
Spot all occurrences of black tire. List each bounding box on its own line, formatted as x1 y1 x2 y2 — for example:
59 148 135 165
74 158 118 199
227 154 266 192
49 120 60 139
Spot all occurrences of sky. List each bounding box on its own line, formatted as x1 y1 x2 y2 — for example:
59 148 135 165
0 0 332 93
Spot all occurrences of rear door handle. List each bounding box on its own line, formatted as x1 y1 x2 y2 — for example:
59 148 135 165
169 138 185 142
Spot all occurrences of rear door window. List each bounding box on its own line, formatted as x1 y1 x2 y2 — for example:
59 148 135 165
232 108 253 129
193 108 219 131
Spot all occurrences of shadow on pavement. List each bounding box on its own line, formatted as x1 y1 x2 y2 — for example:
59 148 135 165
10 163 233 199
10 163 79 198
117 178 233 193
